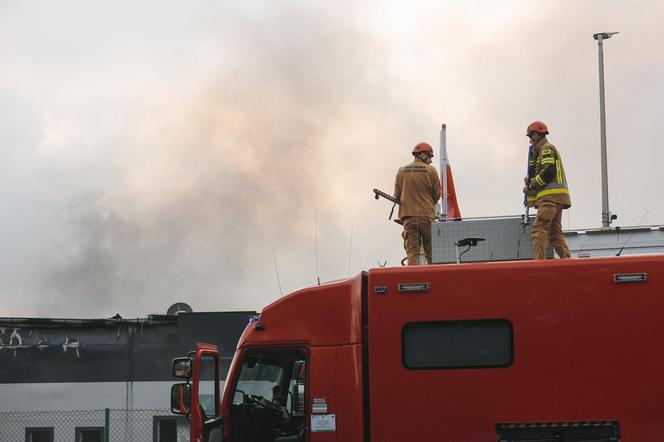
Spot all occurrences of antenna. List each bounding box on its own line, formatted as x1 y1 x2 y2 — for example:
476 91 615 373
348 224 353 277
271 246 283 296
615 210 649 256
314 211 321 285
454 237 485 264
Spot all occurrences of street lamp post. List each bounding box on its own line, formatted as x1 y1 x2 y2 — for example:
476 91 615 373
593 31 618 228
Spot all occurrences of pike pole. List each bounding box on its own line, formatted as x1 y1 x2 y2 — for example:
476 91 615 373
522 143 534 226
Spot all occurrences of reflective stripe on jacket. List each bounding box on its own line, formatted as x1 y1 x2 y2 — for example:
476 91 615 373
527 138 571 208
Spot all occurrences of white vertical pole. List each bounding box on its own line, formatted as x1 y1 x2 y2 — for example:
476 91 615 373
439 124 449 221
593 31 618 228
598 36 610 228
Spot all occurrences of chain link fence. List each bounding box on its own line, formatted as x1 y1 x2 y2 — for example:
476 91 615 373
0 409 189 442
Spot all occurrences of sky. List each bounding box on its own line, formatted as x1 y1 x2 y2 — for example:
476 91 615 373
1 0 663 319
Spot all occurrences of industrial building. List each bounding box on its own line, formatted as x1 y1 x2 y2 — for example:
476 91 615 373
0 306 254 442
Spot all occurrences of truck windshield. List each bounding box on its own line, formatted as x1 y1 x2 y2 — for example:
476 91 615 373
233 359 284 404
230 349 306 442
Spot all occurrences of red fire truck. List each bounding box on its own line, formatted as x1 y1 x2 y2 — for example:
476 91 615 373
170 253 664 441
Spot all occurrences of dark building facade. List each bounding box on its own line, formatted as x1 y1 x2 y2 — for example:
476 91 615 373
0 311 254 383
0 310 255 442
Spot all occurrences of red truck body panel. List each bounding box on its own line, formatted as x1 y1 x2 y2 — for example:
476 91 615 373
367 256 664 441
223 275 366 442
213 254 664 441
238 275 364 347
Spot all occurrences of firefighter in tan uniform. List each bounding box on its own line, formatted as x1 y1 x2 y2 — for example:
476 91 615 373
394 143 441 265
523 121 571 259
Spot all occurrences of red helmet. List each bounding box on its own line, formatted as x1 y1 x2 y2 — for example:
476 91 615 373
412 142 433 155
527 121 549 135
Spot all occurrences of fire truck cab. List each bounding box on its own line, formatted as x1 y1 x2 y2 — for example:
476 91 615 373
171 254 664 441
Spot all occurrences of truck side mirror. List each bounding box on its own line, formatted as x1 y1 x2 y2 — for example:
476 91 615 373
171 383 192 415
173 357 193 378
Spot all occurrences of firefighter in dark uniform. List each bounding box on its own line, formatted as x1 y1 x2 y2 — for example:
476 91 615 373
523 121 571 259
394 143 441 265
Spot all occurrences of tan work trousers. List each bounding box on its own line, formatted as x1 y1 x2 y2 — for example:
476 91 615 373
532 202 571 259
402 216 433 265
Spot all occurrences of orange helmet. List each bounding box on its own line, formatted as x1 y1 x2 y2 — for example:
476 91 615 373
526 121 549 135
412 142 434 155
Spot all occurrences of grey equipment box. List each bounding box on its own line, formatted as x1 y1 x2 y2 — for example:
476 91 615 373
431 215 664 264
565 225 664 258
431 215 542 264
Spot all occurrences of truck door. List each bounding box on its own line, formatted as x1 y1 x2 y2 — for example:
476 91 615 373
192 344 223 442
171 343 223 442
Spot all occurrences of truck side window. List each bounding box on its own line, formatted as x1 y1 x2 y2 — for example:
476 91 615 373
230 350 307 442
402 319 513 369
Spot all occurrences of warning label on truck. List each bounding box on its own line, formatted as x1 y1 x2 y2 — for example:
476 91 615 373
311 414 336 432
312 397 328 414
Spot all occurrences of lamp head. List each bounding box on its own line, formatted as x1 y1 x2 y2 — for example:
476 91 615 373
593 32 619 41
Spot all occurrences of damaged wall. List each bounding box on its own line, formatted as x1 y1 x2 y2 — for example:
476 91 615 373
0 311 254 383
